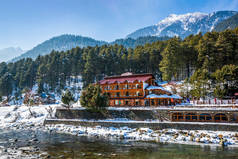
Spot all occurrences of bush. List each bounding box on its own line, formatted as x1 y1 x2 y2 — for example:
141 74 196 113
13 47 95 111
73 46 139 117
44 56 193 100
61 89 75 109
80 84 108 111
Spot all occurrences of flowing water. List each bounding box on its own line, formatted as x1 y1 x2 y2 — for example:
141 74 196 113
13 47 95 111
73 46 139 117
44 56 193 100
0 129 238 159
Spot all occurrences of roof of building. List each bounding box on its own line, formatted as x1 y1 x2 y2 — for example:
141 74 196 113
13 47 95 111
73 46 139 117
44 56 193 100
170 94 183 99
146 94 171 99
145 85 167 91
146 94 182 99
99 73 154 84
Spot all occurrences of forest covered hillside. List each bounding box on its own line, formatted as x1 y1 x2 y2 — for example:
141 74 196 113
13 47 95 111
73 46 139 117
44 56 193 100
10 35 170 62
0 27 238 101
11 35 107 62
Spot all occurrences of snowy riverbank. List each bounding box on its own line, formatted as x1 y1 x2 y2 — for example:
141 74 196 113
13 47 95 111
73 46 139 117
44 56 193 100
0 104 58 129
45 124 238 147
0 105 238 147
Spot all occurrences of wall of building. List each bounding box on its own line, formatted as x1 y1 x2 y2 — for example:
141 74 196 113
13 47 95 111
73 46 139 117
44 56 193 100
101 81 144 98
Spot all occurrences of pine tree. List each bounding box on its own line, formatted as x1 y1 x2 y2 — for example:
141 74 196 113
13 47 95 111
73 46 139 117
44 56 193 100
82 48 98 87
213 64 238 97
80 84 108 111
159 37 182 81
61 89 75 108
189 68 210 99
36 64 47 93
0 73 14 98
198 32 219 71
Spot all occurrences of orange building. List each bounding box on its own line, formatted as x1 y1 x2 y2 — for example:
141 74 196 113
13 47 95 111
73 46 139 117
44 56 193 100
99 72 182 106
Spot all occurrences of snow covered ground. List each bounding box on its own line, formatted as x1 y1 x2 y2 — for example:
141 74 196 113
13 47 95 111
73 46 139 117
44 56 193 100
45 124 238 147
0 104 238 147
0 104 58 129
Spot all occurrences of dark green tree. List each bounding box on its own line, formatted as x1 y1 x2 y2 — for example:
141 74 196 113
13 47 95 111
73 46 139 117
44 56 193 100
159 37 182 81
61 89 75 108
0 73 14 98
80 84 108 111
213 64 238 98
189 68 211 99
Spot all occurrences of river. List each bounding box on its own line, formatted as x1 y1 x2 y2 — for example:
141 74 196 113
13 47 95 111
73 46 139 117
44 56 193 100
0 129 238 159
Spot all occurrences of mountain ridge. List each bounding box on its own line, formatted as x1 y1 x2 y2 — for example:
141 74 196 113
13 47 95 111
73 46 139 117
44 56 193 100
0 47 24 62
10 35 107 62
213 13 238 32
10 10 238 63
10 35 169 62
127 11 238 39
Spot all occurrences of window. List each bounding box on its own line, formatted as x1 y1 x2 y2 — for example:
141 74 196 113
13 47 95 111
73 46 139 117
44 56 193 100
133 84 136 89
185 113 197 121
145 100 149 106
151 99 155 105
116 92 120 97
199 113 212 121
158 100 161 105
136 84 141 89
135 101 139 106
172 113 183 120
125 101 129 105
115 85 119 90
214 113 227 121
126 92 129 97
107 93 110 97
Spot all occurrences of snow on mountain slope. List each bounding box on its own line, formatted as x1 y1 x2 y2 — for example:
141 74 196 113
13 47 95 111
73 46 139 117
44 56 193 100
127 11 238 39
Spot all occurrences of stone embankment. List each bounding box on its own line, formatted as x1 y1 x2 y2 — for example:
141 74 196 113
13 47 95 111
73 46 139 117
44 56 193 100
44 107 238 132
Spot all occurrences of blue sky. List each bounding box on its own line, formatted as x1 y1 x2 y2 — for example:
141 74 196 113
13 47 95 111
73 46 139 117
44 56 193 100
0 0 238 50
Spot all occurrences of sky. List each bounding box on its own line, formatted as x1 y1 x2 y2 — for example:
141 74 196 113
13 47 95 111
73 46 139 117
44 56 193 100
0 0 238 50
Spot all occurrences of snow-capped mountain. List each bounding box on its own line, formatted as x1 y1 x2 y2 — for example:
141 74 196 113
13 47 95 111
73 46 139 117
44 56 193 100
127 11 238 39
214 13 238 32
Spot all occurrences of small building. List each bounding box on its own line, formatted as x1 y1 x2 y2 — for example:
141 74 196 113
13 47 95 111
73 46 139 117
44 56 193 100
170 108 238 123
99 72 182 107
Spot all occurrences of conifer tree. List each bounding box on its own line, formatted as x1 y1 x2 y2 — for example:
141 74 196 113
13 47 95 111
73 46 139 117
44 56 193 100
80 84 108 111
61 89 75 108
159 37 182 81
0 73 14 98
213 64 238 98
189 68 210 99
